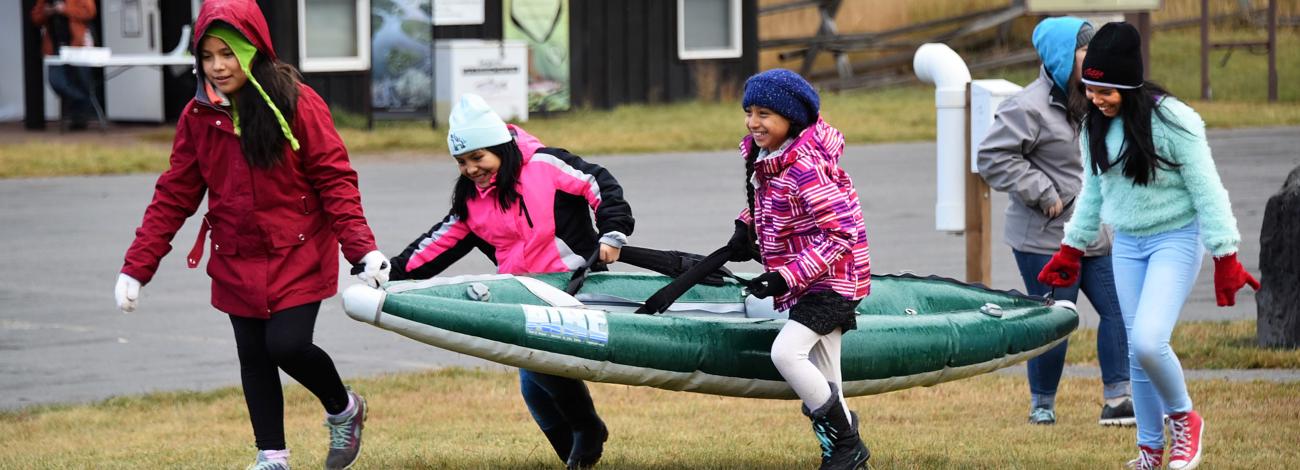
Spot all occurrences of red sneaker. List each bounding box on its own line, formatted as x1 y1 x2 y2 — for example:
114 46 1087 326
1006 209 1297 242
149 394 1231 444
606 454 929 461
1167 410 1204 469
1125 445 1163 470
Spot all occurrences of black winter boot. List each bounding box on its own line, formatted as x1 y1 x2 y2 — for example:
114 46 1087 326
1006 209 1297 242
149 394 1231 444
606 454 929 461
529 373 607 469
802 388 870 470
565 418 609 469
540 423 574 463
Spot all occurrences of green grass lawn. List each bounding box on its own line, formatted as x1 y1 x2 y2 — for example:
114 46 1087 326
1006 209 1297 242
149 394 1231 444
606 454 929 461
3 27 1298 179
2 368 1297 469
1067 320 1300 369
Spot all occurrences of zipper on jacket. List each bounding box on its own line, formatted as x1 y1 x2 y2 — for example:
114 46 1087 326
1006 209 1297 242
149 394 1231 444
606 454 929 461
195 100 234 120
518 198 534 228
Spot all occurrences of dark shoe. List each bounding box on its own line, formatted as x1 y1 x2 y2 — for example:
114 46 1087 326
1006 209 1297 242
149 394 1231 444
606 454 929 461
1100 397 1137 427
1028 406 1057 425
540 424 574 464
323 390 366 470
803 386 870 470
565 419 608 469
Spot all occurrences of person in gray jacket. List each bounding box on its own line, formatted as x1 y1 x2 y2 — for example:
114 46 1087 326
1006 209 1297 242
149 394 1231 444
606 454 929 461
977 17 1134 427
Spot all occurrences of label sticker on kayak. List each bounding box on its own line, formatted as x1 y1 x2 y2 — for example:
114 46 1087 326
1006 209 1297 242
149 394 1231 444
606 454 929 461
523 305 609 346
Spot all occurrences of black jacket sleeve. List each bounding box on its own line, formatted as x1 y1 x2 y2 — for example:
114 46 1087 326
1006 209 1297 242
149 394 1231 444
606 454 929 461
540 147 635 238
389 211 495 281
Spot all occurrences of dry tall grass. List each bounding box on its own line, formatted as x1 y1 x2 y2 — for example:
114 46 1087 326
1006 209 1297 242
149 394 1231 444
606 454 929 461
2 368 1297 469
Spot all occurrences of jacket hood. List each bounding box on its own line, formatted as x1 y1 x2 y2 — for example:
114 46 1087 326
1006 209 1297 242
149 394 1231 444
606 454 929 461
742 117 844 176
509 124 544 161
1032 16 1089 92
192 0 276 62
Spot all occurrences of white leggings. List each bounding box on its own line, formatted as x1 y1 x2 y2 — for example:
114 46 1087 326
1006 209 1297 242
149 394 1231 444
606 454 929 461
771 320 851 421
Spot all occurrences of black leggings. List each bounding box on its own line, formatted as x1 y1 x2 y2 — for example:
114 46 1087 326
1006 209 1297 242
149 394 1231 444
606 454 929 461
230 302 349 450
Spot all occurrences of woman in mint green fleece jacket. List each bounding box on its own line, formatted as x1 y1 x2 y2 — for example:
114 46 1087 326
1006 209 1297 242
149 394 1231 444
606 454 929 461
1037 23 1258 470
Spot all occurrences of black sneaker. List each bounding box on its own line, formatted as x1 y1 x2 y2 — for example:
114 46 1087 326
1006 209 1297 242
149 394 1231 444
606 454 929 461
1100 397 1137 427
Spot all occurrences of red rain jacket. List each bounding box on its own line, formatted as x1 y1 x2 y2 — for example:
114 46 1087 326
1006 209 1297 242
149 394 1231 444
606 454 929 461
121 0 377 318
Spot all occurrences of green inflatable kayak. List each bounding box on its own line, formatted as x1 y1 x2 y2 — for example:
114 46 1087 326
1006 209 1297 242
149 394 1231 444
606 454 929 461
341 272 1077 399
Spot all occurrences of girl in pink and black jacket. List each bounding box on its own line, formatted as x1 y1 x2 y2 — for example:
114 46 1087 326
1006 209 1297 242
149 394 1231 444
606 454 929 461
388 94 632 469
728 69 872 470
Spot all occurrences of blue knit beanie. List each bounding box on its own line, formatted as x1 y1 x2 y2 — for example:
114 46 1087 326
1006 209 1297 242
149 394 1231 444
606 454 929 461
742 69 820 129
447 94 512 155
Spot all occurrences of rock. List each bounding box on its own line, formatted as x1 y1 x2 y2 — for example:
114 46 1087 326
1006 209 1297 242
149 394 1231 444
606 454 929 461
1258 165 1300 348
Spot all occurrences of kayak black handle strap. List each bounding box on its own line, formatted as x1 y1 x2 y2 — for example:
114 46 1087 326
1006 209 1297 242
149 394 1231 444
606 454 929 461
635 245 741 314
565 250 603 296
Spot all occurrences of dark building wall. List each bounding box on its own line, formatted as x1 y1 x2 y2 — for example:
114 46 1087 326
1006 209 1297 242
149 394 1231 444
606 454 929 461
258 0 370 117
22 0 44 129
161 1 196 122
569 0 757 109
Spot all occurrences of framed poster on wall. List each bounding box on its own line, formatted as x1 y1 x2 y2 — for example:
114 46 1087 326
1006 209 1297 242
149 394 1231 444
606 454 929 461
371 0 433 118
504 0 570 112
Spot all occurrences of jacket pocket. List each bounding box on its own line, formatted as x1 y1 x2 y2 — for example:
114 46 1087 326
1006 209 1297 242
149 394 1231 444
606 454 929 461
210 229 240 256
269 215 326 249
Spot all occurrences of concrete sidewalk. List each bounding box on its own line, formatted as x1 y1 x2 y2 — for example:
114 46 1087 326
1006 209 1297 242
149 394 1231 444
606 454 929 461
1 126 1297 410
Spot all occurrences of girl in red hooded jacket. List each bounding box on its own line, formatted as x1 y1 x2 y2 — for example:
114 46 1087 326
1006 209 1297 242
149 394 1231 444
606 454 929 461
113 2 386 469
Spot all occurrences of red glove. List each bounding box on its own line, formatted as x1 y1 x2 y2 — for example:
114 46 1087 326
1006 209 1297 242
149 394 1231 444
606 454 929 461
1037 244 1085 288
1213 253 1260 307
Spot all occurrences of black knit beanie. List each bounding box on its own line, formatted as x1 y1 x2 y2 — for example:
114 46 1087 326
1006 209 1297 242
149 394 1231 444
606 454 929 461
1081 22 1143 89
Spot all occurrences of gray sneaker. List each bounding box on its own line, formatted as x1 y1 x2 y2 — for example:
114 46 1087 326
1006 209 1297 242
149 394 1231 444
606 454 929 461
1100 397 1137 427
246 452 290 470
324 390 367 470
1028 407 1057 425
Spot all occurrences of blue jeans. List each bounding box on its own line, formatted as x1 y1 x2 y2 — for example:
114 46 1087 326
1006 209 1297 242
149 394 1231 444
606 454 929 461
1013 249 1130 402
1111 222 1203 448
47 65 95 120
518 369 602 433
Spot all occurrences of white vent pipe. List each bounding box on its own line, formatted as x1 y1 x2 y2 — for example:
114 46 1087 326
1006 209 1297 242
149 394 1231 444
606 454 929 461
913 43 971 232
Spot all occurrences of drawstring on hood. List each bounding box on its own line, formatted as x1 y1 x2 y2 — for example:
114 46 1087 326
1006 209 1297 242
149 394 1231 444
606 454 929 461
1032 17 1094 92
203 25 300 151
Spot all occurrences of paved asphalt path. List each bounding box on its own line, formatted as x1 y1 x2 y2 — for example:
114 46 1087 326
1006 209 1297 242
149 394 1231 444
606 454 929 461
2 127 1296 410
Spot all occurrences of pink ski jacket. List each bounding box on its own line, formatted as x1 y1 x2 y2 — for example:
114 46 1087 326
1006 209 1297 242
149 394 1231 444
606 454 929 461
391 126 634 278
739 117 871 310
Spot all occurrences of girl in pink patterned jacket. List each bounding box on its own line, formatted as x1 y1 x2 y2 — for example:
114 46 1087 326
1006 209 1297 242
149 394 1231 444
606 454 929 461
728 69 872 469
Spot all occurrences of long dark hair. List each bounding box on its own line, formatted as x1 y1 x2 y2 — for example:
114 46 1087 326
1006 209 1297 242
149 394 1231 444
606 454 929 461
235 55 301 169
1065 70 1090 125
743 123 807 239
1083 81 1183 186
451 140 524 221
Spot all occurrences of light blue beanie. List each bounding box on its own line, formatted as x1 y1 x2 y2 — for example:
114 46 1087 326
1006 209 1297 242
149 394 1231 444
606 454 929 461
447 94 512 155
1032 17 1093 92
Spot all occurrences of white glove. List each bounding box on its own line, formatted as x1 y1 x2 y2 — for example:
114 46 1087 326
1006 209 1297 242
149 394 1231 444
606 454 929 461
114 273 141 313
357 250 390 288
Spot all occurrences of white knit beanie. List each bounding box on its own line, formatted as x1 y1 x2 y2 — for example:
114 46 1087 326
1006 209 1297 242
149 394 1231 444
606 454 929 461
447 94 512 155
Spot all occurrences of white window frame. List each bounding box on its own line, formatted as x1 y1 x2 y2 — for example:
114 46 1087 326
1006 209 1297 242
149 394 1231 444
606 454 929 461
677 0 742 60
298 0 371 72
